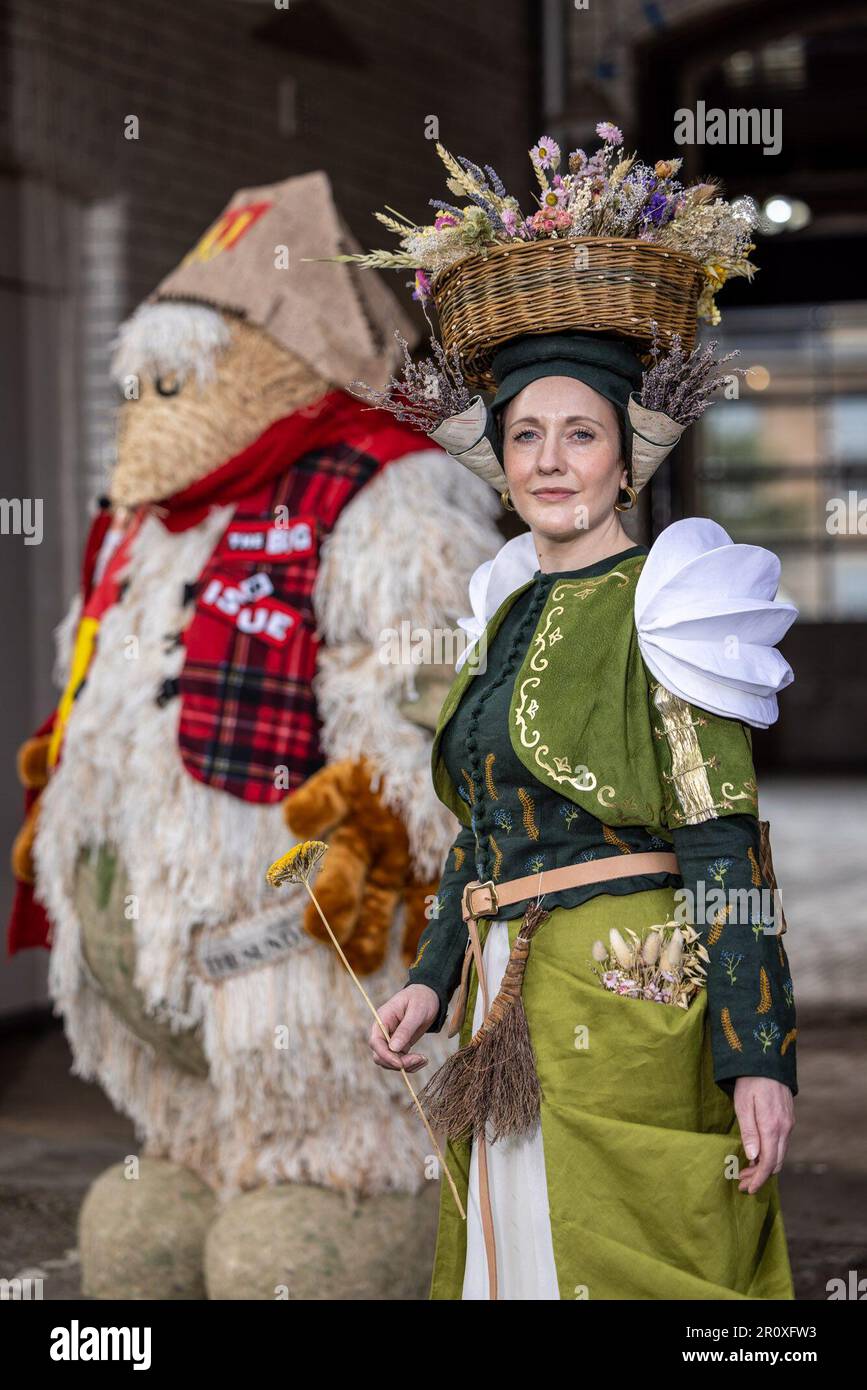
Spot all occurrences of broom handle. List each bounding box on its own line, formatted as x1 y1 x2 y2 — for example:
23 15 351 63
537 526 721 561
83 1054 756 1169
303 882 466 1222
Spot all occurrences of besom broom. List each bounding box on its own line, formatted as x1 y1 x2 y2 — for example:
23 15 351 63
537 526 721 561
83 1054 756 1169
415 899 550 1143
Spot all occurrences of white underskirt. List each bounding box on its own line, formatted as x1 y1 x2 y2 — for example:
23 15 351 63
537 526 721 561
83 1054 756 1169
461 918 561 1300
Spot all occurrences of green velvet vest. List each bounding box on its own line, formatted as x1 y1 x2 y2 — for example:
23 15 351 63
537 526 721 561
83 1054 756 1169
431 554 758 839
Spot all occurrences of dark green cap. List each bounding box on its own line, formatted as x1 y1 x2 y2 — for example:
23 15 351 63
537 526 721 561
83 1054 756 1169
484 331 645 474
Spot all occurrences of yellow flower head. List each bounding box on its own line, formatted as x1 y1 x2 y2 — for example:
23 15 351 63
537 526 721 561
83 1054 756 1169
703 261 728 288
266 839 328 887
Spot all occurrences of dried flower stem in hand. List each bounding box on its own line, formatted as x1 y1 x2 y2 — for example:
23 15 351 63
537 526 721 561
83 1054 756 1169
266 840 466 1220
639 318 746 424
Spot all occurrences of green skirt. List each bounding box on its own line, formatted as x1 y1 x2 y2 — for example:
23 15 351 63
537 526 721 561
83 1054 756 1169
429 888 795 1300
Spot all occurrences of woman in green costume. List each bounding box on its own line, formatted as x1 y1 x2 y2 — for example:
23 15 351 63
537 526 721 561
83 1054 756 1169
355 131 799 1300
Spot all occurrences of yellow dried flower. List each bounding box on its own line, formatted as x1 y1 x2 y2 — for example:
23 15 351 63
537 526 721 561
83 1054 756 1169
609 154 637 185
266 839 327 887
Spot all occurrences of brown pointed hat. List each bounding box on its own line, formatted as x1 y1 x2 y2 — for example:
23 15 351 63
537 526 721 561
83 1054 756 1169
152 170 417 390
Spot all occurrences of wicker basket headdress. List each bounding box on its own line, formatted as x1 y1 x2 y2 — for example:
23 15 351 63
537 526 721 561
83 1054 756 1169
335 123 757 496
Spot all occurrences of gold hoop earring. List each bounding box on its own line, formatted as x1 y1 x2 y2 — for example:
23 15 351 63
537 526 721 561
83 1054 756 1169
500 489 515 512
614 484 637 512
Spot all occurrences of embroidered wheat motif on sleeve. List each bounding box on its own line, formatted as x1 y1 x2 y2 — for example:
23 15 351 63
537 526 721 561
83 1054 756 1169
756 965 773 1014
489 834 503 880
721 1006 742 1052
707 904 731 947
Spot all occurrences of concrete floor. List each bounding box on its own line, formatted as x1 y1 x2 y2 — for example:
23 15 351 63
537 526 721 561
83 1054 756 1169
1 776 865 1301
0 1018 133 1300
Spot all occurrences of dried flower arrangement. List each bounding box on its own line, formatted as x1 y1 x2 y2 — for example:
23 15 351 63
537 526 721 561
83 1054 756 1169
333 121 759 328
639 320 746 425
350 316 743 437
590 919 710 1010
350 323 472 433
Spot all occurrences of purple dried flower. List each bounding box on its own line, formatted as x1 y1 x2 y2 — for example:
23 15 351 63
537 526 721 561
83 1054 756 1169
429 198 465 219
596 120 624 146
640 318 746 424
348 327 471 434
530 136 561 171
411 270 431 302
484 163 508 198
457 154 488 185
644 191 673 227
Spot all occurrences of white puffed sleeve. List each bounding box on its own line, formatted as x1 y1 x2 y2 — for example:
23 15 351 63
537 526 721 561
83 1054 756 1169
455 532 538 672
634 517 798 729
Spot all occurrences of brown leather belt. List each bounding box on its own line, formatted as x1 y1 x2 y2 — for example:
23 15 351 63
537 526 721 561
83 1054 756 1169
460 851 680 924
448 849 679 1300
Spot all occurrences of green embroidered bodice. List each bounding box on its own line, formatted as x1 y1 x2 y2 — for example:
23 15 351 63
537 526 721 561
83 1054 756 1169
407 543 798 1099
437 546 678 907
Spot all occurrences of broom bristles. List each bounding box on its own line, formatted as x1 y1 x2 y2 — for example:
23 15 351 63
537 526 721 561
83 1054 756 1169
467 997 542 1140
414 1045 479 1141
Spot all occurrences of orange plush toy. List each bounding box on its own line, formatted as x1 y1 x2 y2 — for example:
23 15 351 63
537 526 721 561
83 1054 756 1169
10 732 54 885
282 755 437 975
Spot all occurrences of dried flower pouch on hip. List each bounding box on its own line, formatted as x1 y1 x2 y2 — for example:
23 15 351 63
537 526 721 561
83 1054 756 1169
591 920 709 1009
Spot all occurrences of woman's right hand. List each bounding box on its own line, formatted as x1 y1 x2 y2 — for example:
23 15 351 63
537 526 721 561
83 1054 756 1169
368 984 440 1072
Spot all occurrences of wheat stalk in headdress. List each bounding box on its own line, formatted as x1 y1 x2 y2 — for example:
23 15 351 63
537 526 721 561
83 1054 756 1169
266 839 466 1220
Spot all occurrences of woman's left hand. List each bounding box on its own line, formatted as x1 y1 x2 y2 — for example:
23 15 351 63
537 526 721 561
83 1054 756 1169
733 1076 795 1194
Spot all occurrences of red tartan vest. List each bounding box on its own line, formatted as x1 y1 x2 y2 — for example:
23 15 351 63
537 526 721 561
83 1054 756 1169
176 443 376 802
170 396 426 803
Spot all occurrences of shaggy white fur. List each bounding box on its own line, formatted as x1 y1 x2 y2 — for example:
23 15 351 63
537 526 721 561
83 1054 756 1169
110 302 232 389
34 450 501 1199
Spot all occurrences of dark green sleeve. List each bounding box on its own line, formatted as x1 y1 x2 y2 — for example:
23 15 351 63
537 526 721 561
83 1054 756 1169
647 677 797 1097
672 814 798 1098
405 823 477 1033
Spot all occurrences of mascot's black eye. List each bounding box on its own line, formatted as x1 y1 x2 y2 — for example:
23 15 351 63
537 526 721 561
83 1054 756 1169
155 374 181 397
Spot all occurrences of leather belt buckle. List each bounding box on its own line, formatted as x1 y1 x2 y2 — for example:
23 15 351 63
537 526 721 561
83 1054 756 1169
462 879 499 920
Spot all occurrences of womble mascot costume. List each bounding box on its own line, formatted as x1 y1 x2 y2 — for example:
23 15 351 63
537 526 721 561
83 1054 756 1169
7 173 501 1299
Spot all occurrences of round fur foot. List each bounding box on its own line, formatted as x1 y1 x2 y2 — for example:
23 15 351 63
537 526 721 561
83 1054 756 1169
79 1157 217 1300
204 1181 441 1300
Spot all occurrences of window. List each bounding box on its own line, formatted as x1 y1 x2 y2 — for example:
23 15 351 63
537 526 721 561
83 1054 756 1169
693 304 867 620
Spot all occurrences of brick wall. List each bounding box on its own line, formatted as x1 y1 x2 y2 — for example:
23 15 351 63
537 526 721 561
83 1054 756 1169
3 0 538 445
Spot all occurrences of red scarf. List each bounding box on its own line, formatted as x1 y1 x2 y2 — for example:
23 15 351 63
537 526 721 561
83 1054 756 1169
149 389 419 531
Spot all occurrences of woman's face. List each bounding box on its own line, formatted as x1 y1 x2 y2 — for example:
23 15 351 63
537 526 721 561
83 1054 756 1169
501 375 628 539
